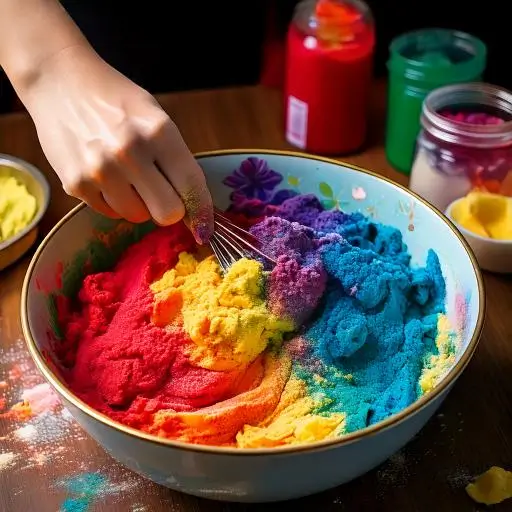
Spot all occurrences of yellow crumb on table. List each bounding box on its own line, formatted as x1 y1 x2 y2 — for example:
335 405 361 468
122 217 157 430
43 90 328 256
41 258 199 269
466 466 512 506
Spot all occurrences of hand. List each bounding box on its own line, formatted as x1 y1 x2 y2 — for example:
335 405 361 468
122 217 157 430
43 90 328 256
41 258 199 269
23 46 213 244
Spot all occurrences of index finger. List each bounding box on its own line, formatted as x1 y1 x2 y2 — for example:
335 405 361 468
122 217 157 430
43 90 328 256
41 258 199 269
152 122 214 244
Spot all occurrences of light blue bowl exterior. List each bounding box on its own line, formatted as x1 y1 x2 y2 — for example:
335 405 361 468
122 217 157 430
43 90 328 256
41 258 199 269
22 150 484 503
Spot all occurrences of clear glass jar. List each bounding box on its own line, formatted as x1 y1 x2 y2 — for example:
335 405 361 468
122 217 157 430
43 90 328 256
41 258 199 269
409 83 512 212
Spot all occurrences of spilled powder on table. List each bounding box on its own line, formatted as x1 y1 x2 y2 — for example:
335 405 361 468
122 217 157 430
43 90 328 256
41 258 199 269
374 411 470 499
331 495 346 509
0 452 18 471
446 467 473 489
0 339 155 509
0 339 88 472
376 450 412 491
56 467 147 512
131 505 150 512
21 382 61 415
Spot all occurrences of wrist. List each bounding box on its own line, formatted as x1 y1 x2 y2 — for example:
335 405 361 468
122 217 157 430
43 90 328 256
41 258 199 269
15 44 102 111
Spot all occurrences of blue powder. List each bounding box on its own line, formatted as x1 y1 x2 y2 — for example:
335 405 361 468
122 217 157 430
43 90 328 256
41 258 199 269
58 472 108 512
272 194 447 433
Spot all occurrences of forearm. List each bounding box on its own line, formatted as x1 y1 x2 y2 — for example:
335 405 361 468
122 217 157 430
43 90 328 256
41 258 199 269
0 0 93 100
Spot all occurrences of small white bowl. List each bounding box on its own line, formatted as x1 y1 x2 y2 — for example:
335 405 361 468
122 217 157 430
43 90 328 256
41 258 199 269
446 198 512 274
0 154 50 271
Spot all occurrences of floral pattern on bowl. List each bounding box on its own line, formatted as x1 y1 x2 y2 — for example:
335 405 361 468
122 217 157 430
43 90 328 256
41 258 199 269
221 156 353 222
222 157 297 217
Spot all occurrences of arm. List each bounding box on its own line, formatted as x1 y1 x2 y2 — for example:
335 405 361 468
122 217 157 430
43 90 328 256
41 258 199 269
0 0 214 243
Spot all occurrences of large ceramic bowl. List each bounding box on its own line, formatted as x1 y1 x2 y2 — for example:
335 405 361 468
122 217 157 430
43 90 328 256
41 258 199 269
21 150 485 503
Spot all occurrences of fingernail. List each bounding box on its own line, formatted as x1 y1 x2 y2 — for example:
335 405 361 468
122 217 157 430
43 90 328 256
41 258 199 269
194 222 212 245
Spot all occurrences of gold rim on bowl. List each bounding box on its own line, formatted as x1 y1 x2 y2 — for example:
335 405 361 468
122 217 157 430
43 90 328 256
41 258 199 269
21 149 486 456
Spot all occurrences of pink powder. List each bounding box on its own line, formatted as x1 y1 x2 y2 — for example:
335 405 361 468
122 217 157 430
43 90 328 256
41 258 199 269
250 216 327 324
21 383 61 416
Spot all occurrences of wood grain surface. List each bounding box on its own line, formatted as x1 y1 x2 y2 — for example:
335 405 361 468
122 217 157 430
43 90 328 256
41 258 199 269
1 83 511 512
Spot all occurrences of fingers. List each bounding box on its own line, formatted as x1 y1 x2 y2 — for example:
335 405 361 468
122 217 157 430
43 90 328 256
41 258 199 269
87 154 151 223
86 192 122 219
152 121 214 244
100 123 186 226
60 110 212 242
126 161 186 226
102 183 151 224
62 177 120 219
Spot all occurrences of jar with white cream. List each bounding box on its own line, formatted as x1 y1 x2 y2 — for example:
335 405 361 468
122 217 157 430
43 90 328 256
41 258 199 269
409 83 512 212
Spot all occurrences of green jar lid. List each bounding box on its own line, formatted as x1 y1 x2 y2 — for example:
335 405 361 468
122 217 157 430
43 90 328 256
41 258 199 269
387 28 487 85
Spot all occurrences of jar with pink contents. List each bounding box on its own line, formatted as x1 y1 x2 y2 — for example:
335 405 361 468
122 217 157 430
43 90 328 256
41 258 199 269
409 83 512 211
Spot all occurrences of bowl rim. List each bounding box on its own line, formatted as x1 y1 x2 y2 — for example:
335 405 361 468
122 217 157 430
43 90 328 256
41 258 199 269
21 148 486 456
0 153 51 251
445 197 512 245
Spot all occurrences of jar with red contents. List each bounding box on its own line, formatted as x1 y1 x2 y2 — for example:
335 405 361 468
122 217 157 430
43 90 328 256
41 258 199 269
409 83 512 212
284 0 375 155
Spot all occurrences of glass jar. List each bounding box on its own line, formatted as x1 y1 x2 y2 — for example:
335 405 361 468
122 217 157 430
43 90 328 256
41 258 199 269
409 83 512 212
386 29 487 175
284 0 375 155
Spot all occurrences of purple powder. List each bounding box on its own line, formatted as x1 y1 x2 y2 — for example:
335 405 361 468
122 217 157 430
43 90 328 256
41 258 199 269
312 210 350 232
272 194 324 227
269 254 327 325
251 216 327 325
250 216 316 258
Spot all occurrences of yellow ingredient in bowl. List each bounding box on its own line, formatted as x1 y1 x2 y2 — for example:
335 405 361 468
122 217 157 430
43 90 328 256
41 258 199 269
0 175 37 242
451 191 512 240
151 253 294 371
466 466 512 505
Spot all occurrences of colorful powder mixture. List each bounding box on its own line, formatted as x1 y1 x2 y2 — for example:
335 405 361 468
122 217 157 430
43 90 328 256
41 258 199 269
56 192 459 448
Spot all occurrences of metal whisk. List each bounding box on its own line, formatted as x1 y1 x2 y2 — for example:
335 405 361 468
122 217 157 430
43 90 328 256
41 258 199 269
210 208 276 273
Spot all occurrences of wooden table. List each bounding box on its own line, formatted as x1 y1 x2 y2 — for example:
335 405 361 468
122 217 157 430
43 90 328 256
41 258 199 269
1 84 511 512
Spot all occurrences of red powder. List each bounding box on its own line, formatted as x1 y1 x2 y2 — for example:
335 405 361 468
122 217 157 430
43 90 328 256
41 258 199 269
59 223 265 434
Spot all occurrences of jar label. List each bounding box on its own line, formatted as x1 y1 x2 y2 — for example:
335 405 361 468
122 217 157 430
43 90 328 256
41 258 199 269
286 95 308 149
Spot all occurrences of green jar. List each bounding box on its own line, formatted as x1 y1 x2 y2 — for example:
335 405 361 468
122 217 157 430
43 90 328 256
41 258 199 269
385 29 487 175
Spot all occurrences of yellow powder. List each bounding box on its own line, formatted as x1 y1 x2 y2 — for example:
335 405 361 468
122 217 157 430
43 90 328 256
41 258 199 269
0 175 37 242
451 191 512 240
466 466 512 506
236 377 345 448
150 252 294 371
419 314 457 394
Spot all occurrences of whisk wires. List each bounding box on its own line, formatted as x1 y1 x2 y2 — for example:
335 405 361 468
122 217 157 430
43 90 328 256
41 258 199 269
210 208 276 273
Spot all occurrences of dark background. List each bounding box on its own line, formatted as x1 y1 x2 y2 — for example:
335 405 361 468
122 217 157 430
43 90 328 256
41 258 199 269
0 1 508 112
